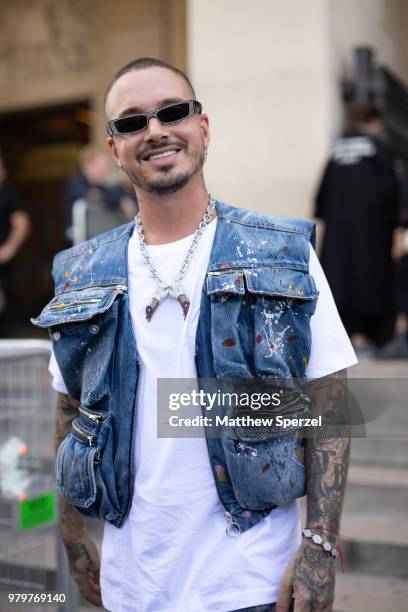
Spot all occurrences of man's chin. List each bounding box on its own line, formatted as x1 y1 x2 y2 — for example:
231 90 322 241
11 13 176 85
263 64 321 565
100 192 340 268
145 174 192 196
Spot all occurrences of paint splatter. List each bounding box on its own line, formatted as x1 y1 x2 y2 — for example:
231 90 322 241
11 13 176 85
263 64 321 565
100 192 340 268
220 262 231 269
302 356 309 367
287 335 297 342
296 290 304 296
235 275 244 285
222 338 236 347
63 282 71 291
256 334 263 344
262 463 271 473
242 510 252 519
214 464 228 482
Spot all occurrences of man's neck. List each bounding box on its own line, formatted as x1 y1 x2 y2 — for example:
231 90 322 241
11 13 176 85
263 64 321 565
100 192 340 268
135 177 213 245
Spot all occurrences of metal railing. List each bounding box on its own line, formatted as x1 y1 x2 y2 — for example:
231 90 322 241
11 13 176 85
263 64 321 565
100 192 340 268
0 340 77 611
72 199 128 245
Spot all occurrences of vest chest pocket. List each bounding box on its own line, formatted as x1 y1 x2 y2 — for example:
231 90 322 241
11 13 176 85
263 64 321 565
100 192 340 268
206 266 318 379
31 284 126 403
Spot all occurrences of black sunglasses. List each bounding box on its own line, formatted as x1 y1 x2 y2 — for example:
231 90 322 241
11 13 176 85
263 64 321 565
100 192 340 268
107 100 202 136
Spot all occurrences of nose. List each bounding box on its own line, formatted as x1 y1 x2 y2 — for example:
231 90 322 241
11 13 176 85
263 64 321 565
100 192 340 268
143 117 169 141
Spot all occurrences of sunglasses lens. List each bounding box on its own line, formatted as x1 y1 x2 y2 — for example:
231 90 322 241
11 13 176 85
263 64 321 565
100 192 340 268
114 115 147 134
157 102 190 124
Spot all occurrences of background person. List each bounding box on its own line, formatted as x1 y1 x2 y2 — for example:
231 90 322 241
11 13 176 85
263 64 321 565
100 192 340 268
315 101 399 357
381 164 408 358
62 145 121 244
0 156 31 333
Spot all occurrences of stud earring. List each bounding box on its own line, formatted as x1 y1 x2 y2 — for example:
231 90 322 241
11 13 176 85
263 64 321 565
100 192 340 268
204 147 208 163
117 160 123 171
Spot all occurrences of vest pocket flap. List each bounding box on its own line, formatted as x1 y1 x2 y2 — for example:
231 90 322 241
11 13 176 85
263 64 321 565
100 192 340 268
31 285 125 328
244 268 318 299
206 270 245 295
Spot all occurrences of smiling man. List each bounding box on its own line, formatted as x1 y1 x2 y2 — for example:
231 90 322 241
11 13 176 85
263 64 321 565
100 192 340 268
34 58 357 612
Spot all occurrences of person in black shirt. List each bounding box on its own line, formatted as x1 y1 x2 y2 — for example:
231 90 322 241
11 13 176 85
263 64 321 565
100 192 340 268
0 156 31 325
315 102 398 357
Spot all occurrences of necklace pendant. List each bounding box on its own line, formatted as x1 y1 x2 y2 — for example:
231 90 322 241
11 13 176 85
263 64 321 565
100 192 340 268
146 298 160 321
177 294 190 319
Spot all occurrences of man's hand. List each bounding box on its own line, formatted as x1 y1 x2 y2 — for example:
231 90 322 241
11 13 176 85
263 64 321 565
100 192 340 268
65 531 102 607
276 540 336 611
0 211 30 263
392 227 408 260
0 243 16 264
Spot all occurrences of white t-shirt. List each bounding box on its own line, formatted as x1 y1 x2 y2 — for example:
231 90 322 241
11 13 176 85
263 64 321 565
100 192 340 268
49 217 357 612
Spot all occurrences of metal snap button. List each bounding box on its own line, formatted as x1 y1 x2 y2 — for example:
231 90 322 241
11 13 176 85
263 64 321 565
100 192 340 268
52 331 61 341
89 324 99 335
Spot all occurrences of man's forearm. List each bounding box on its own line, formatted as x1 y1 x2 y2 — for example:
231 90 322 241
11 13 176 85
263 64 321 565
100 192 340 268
55 393 102 605
55 392 85 542
305 369 350 544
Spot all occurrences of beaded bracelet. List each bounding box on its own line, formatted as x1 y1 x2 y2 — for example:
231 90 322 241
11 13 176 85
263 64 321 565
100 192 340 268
302 528 338 558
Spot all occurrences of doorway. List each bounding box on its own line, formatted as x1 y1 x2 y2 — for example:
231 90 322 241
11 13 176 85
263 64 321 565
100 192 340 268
0 101 90 336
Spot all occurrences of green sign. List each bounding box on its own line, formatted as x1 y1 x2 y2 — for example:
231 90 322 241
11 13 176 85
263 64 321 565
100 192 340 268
19 492 56 531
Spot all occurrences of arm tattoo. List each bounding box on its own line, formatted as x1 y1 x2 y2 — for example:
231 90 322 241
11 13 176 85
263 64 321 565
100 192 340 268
305 369 350 544
65 542 99 574
55 392 85 545
55 392 80 449
290 370 350 606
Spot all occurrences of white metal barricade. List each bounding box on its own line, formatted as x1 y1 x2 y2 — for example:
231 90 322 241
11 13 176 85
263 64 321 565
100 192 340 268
72 199 128 245
0 340 77 611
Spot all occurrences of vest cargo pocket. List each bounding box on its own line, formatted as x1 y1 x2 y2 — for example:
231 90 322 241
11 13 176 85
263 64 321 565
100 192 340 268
223 432 305 510
55 431 98 508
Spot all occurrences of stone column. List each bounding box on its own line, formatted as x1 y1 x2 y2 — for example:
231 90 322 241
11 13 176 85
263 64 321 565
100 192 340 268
186 0 331 218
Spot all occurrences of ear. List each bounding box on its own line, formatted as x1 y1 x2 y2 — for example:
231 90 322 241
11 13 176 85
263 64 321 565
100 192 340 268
199 113 210 149
106 136 120 164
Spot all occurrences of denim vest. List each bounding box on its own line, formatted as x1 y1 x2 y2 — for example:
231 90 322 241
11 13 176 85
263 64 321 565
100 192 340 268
32 201 318 533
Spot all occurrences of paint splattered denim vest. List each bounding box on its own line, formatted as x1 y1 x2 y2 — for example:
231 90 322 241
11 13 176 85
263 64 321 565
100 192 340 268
32 201 318 532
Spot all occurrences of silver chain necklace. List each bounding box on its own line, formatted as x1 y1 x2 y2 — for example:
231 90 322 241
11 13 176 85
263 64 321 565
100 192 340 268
135 194 216 321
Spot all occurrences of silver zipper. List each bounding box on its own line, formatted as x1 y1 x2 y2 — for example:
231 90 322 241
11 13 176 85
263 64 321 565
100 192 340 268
48 284 128 310
57 283 127 294
48 298 102 310
72 420 96 446
207 269 239 276
224 511 241 536
79 405 105 422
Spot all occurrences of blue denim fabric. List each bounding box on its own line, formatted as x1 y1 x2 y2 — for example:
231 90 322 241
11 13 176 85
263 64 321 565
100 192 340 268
231 604 276 612
31 201 317 530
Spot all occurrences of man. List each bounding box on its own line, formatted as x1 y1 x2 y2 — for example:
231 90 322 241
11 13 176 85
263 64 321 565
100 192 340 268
0 156 31 330
33 58 356 611
315 101 399 357
62 145 121 244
